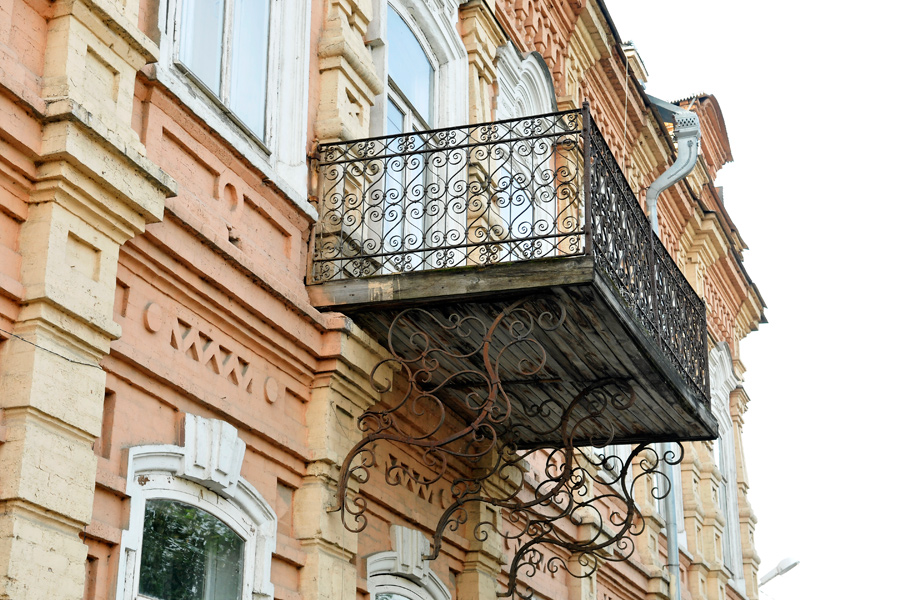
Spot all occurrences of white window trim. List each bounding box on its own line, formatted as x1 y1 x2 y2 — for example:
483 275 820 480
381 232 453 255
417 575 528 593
366 525 451 600
709 342 744 591
369 0 468 135
495 42 557 121
155 0 316 220
115 414 276 600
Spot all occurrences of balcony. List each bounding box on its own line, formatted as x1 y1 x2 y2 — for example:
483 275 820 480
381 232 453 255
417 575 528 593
308 105 716 448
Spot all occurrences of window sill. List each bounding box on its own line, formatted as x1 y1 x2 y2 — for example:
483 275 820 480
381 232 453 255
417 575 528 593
174 62 272 155
144 63 317 222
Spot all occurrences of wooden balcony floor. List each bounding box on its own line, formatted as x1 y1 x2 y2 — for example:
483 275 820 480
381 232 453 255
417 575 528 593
309 256 717 448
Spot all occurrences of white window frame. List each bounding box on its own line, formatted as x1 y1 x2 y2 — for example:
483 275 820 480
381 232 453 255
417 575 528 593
365 0 467 273
366 526 451 600
709 342 745 592
115 414 276 600
494 43 569 261
155 0 316 220
495 42 557 122
369 0 468 136
172 0 273 144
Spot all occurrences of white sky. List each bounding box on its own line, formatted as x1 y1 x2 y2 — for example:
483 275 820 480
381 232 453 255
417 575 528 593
604 1 900 597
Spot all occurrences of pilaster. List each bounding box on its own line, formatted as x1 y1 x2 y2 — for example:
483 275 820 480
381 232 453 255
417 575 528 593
690 442 730 600
296 321 386 600
731 387 759 600
459 0 505 124
0 1 173 598
457 501 504 600
316 0 382 143
631 450 668 600
679 443 708 600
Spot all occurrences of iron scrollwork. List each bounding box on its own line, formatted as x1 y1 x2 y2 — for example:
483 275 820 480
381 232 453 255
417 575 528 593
330 299 685 598
313 110 585 282
312 104 709 403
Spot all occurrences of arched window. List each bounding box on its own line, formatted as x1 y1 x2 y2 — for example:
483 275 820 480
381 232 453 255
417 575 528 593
366 526 451 600
387 6 434 132
116 414 276 600
138 499 244 600
493 44 566 260
372 0 467 135
371 1 467 272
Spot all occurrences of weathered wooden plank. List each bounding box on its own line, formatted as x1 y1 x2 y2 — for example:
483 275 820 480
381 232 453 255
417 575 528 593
330 262 717 449
308 255 594 311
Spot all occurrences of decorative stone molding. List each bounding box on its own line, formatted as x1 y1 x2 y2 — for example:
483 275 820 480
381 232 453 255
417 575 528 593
367 525 452 600
459 0 506 124
709 343 740 422
496 42 557 120
180 413 247 499
318 0 382 142
115 414 276 600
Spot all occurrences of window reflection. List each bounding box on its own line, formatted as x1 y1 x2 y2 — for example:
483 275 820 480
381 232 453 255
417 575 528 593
387 6 433 126
177 0 270 139
230 0 270 136
138 499 244 600
178 0 224 93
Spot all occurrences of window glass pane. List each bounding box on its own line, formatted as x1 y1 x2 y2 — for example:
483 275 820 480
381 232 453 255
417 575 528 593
386 99 404 136
387 6 433 125
179 0 225 93
376 594 416 600
230 0 270 137
138 499 243 600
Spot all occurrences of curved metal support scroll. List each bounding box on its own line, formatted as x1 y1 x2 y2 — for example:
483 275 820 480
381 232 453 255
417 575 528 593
330 298 685 598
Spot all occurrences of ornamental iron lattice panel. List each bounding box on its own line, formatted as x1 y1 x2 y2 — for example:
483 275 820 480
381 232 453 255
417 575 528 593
314 110 584 280
311 103 709 401
331 299 686 599
585 114 709 401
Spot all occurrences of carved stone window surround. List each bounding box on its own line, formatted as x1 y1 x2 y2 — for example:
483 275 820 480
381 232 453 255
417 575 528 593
366 526 452 600
115 414 277 600
708 342 744 593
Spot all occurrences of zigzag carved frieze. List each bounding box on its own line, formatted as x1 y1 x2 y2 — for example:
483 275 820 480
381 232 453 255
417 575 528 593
139 300 286 405
169 317 254 393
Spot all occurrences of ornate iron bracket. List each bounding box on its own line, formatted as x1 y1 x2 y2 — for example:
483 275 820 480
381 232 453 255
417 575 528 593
330 298 684 598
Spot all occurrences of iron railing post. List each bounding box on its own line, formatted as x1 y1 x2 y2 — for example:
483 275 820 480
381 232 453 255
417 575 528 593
308 144 323 284
702 302 711 397
650 227 661 347
582 101 593 257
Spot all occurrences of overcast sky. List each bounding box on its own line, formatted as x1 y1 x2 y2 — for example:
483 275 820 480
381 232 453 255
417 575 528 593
604 1 900 597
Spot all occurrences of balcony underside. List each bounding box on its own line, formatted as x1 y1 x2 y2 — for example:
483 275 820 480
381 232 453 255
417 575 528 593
309 255 717 448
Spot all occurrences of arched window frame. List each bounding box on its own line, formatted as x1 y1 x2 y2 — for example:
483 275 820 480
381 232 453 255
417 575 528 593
366 526 451 600
495 43 558 120
115 414 277 600
370 0 468 135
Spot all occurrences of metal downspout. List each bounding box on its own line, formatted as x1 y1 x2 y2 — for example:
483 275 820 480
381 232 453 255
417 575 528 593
644 96 702 600
664 448 682 600
645 98 702 236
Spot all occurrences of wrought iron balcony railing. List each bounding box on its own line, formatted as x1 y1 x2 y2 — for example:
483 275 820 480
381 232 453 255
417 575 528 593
312 104 709 401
